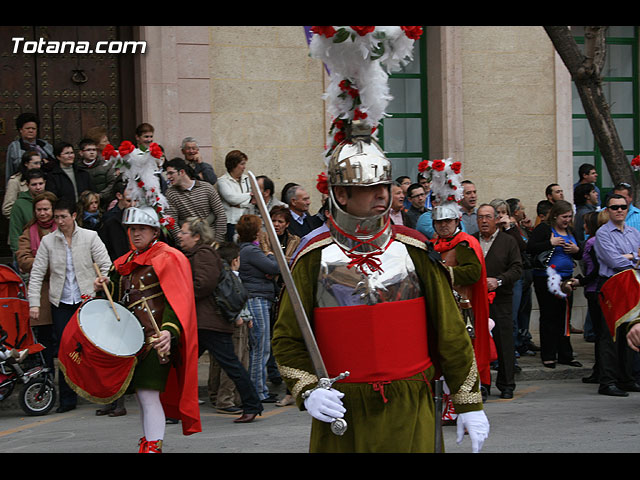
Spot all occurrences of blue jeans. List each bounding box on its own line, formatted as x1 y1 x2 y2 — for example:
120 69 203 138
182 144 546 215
247 297 272 400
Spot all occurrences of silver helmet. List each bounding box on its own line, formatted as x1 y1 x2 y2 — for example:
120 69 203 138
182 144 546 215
327 121 393 253
122 206 161 228
432 203 462 221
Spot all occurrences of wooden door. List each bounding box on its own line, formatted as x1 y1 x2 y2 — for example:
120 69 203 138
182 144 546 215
0 25 136 259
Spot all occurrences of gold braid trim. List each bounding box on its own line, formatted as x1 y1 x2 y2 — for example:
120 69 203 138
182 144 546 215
277 363 318 399
450 356 483 405
290 236 333 269
395 232 428 251
59 357 138 405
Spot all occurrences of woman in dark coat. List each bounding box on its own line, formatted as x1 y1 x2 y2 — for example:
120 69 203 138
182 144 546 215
178 216 263 423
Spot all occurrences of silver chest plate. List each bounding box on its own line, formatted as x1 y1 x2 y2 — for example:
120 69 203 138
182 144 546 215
317 240 422 307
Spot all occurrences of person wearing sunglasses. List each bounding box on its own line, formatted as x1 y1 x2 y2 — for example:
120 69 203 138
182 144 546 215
594 193 640 393
612 182 640 232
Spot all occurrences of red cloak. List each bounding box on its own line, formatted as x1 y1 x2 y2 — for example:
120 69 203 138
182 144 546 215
432 231 493 386
114 241 202 436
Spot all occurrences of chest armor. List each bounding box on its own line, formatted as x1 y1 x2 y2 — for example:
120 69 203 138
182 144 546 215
119 265 165 338
316 240 422 307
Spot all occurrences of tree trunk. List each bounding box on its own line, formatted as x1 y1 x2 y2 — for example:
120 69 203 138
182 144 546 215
544 26 636 201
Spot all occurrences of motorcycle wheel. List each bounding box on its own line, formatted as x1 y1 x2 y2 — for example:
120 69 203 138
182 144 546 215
19 377 56 416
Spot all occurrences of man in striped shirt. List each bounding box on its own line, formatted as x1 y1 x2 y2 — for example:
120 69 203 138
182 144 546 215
164 158 227 244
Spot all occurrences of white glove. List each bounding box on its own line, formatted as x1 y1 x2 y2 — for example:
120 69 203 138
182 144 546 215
303 388 346 423
456 410 490 453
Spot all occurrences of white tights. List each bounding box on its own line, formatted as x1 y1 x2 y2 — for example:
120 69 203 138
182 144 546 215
136 389 165 441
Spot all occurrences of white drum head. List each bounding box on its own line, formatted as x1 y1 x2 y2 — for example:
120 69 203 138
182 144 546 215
78 299 145 357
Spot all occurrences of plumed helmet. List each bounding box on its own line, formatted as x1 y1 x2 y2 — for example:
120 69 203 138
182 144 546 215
122 206 161 228
327 121 392 188
432 204 462 221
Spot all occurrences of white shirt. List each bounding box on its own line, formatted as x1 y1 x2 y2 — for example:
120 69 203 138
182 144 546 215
59 240 83 305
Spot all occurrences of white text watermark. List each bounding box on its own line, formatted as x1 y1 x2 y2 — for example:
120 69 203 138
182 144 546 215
12 37 147 54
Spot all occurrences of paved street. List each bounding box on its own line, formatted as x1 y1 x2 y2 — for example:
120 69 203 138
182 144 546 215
1 334 640 453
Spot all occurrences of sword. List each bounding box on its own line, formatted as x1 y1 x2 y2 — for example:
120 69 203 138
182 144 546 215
247 171 349 436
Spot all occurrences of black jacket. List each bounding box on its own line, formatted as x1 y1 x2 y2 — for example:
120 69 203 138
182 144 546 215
45 164 94 203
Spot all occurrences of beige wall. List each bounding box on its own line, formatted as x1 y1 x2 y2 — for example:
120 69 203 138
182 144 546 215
454 26 572 213
136 26 327 208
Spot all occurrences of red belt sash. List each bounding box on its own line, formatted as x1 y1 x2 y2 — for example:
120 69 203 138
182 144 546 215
313 297 432 383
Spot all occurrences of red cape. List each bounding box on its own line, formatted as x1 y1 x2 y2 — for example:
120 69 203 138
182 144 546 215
432 231 493 386
114 241 201 435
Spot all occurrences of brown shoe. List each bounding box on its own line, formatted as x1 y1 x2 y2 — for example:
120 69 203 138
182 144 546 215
108 407 127 417
233 413 258 423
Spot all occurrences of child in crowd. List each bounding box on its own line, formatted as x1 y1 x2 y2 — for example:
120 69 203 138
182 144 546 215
77 190 102 231
208 242 253 413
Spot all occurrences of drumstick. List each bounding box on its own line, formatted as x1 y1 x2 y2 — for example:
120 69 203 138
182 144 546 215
93 263 120 321
141 297 170 364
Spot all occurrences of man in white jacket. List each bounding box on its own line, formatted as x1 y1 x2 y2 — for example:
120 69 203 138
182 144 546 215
28 197 111 413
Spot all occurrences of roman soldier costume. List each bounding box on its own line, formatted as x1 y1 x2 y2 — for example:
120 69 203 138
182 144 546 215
104 143 201 452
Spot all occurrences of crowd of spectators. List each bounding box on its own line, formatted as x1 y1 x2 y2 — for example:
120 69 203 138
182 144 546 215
4 111 640 423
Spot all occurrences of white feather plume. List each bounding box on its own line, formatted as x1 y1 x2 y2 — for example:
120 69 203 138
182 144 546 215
308 26 421 160
546 264 567 298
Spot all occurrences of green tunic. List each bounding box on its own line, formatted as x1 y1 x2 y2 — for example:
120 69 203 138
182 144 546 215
272 233 484 453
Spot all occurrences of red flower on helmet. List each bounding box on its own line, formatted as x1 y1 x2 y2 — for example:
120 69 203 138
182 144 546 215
418 160 430 172
149 142 163 159
118 141 135 156
311 26 337 38
432 159 446 172
631 155 640 171
351 26 375 36
354 109 368 121
102 144 117 161
451 161 462 174
401 26 423 40
316 172 329 195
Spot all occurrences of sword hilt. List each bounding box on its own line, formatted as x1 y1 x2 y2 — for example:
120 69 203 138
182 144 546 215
302 371 350 436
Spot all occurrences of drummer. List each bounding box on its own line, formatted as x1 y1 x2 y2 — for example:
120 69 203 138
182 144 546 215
94 205 201 453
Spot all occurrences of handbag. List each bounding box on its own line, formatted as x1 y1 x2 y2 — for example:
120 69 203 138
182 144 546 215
533 249 554 270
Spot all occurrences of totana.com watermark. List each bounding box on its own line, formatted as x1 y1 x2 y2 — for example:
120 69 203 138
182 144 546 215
12 37 147 54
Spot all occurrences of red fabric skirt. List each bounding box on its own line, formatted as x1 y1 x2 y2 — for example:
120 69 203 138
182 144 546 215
313 297 432 383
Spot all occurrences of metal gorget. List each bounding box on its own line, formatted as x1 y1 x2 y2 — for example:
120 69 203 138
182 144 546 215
317 240 422 307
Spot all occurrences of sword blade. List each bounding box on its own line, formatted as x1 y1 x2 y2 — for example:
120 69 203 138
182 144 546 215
246 171 329 379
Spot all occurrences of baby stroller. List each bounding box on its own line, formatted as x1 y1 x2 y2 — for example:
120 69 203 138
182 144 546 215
0 264 56 415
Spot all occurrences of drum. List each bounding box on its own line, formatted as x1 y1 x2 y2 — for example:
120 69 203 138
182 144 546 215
59 299 145 404
599 269 640 339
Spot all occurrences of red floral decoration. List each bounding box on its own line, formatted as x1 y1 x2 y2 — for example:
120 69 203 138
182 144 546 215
401 26 423 40
354 109 368 121
316 172 329 195
102 144 117 161
631 155 640 171
311 26 337 38
418 160 430 172
118 140 135 156
451 161 462 174
432 159 446 172
350 26 375 36
149 142 163 159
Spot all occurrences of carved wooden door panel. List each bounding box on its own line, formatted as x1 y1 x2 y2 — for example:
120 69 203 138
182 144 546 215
0 25 136 258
